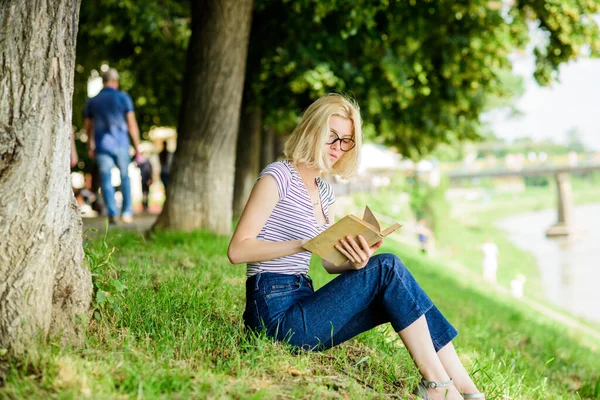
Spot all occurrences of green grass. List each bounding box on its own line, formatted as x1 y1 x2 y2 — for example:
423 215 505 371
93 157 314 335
1 227 599 399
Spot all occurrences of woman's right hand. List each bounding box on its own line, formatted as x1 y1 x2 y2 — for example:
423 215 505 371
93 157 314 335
335 235 383 270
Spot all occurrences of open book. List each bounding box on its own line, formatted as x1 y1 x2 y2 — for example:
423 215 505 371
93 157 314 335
303 206 402 266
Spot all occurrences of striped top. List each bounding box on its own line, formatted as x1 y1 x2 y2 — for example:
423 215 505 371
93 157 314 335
247 160 335 277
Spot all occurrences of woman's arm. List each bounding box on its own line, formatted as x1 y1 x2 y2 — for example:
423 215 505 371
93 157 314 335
322 258 351 274
70 132 78 168
227 175 307 265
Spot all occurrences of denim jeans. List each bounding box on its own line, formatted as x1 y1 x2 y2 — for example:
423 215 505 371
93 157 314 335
96 148 132 218
244 253 457 351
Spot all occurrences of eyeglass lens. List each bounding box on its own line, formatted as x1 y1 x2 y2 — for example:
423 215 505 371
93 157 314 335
326 132 355 151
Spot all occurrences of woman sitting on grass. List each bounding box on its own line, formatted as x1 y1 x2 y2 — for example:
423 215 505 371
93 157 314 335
227 93 485 400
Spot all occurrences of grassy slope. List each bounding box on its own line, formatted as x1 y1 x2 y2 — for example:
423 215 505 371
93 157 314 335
1 228 599 399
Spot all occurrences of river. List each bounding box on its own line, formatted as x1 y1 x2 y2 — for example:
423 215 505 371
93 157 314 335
497 203 600 323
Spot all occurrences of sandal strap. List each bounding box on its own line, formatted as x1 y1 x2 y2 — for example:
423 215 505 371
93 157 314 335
462 393 485 399
420 378 454 389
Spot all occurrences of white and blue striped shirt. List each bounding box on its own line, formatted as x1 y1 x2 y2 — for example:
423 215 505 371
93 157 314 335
247 160 335 277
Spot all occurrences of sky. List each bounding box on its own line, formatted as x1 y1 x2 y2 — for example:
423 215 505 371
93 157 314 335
482 46 600 151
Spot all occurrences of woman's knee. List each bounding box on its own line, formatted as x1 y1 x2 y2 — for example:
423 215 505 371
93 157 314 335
371 253 407 273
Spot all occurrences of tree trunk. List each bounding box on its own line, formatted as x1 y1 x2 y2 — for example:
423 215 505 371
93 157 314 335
0 0 92 355
233 107 262 218
261 126 275 170
153 0 254 233
274 133 287 162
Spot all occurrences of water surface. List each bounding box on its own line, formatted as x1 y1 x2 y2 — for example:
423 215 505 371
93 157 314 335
497 203 600 323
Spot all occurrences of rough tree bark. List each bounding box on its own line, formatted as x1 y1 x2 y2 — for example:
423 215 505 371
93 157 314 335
0 0 92 355
154 0 254 233
232 107 262 218
260 126 275 170
274 133 287 162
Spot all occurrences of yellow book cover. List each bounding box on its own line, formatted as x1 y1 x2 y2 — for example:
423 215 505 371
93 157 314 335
303 206 402 266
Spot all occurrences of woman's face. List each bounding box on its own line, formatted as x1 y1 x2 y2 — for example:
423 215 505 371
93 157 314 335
326 115 354 166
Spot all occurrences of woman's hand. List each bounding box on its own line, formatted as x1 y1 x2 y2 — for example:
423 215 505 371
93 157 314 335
335 235 383 270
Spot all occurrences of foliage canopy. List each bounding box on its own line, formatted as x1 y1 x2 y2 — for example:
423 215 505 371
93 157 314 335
74 0 190 135
75 0 600 157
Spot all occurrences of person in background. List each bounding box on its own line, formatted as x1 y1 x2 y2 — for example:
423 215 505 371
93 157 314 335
137 152 153 213
228 94 485 400
510 274 526 298
85 68 141 225
70 131 79 169
481 238 500 284
159 142 173 190
416 219 432 254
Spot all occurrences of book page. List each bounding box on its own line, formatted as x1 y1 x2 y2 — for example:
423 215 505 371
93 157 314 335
303 215 383 266
362 206 380 232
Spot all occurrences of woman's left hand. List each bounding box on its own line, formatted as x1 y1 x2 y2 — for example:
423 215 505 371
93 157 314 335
335 235 383 270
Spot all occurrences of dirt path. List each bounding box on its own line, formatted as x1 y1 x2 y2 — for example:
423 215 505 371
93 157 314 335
81 213 157 239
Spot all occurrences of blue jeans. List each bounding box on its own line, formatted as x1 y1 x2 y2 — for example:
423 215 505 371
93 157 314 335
244 253 457 351
96 148 132 218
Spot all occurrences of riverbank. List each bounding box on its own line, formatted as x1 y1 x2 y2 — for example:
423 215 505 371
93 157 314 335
442 186 600 324
350 182 600 331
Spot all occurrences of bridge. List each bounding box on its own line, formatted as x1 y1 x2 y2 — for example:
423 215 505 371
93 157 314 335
446 160 600 237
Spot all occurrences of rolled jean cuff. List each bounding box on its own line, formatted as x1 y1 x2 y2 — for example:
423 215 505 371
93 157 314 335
389 302 434 334
426 305 458 352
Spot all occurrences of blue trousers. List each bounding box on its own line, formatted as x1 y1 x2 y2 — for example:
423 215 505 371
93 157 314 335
96 148 132 218
244 253 457 351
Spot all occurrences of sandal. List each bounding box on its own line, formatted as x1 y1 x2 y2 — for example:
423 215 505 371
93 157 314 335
413 378 454 399
462 393 485 399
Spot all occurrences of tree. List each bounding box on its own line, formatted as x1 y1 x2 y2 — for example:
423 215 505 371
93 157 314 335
74 0 190 135
153 0 254 233
230 0 599 215
245 0 600 157
0 0 92 354
72 0 599 232
233 106 262 217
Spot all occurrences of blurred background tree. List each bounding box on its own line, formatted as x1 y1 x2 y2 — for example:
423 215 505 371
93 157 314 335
74 0 190 134
73 0 600 232
75 0 600 156
246 0 599 156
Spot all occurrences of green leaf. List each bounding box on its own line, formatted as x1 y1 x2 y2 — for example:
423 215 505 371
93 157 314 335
355 356 370 366
111 279 126 292
96 291 107 304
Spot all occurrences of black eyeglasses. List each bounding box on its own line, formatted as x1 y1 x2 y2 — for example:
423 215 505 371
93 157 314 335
326 131 355 152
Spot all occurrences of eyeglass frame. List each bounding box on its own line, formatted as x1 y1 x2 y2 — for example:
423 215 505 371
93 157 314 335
325 131 356 152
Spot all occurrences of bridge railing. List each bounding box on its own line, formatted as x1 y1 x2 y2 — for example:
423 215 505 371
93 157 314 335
440 153 600 175
445 158 600 180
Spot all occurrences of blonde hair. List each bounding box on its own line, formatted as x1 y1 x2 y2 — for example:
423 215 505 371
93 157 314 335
284 93 362 178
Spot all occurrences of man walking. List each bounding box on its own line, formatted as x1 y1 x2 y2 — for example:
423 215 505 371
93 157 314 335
85 68 141 224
